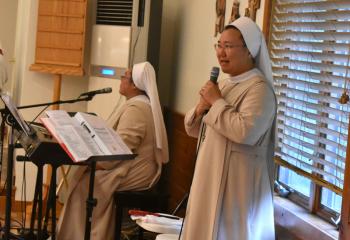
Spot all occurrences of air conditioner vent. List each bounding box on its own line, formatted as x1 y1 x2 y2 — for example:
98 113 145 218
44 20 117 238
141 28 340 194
96 0 134 26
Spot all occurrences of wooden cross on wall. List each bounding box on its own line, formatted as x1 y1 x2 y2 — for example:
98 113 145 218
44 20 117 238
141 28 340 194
229 0 240 23
245 0 261 22
215 0 226 37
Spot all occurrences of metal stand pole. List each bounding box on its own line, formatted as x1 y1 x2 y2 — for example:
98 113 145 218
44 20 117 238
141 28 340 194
4 128 14 240
84 161 97 240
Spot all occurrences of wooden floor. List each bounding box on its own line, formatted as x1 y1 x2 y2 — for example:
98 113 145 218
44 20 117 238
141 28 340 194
0 193 63 237
0 199 32 236
0 195 158 240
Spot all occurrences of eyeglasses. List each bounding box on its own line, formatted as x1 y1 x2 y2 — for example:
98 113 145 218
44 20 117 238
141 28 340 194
214 43 244 52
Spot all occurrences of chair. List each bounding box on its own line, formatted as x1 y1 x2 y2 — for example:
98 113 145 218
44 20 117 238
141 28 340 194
114 187 168 240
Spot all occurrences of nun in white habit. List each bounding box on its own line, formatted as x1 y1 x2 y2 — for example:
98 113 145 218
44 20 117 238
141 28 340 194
57 62 168 240
183 17 276 240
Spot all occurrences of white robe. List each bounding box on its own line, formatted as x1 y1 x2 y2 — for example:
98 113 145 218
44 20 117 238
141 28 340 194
57 98 160 240
183 69 276 240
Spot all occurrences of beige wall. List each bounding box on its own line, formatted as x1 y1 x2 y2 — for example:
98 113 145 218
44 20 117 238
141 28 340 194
0 0 18 93
158 0 266 114
13 0 89 121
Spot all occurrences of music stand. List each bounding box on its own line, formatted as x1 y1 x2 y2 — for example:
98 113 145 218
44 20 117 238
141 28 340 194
0 93 36 240
0 93 136 240
18 153 136 240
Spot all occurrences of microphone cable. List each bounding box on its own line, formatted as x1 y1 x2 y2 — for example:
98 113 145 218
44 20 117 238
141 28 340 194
178 67 220 239
177 113 208 240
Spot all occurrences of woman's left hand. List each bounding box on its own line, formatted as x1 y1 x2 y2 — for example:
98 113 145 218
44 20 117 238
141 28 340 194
199 81 222 105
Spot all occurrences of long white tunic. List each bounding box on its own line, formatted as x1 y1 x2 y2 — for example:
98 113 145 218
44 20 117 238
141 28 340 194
183 69 276 240
57 98 160 240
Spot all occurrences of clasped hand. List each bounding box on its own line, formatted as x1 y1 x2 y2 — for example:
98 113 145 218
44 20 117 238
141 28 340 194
195 81 222 116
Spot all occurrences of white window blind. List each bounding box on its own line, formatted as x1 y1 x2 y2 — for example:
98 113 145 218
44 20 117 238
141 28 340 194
270 0 350 213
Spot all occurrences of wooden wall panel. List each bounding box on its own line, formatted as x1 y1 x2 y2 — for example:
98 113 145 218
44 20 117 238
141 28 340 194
36 32 83 50
164 109 197 216
36 48 82 67
38 1 86 17
30 0 87 76
37 16 84 33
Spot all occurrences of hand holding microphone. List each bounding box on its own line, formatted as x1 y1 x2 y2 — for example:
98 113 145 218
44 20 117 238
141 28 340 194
200 67 221 105
200 81 222 105
195 67 220 116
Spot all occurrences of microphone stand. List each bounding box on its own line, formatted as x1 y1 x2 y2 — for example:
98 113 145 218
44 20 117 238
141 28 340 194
0 94 98 240
16 95 94 110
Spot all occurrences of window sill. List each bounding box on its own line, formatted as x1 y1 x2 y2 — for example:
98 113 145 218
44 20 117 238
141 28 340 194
274 196 338 240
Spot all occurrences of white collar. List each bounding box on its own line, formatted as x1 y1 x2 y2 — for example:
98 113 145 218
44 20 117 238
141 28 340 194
127 95 150 105
228 68 263 84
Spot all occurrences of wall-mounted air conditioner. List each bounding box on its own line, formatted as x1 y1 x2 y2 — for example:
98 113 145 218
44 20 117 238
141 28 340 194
88 0 162 119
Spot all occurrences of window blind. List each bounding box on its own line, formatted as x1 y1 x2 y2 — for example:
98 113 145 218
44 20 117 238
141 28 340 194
270 0 350 211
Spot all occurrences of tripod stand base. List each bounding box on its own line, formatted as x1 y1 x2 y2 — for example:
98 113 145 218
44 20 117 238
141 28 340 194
19 228 50 240
0 230 27 240
0 228 51 240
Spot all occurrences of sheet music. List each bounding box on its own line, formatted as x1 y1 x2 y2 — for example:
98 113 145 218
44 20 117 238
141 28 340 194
57 125 102 162
41 116 102 162
74 112 132 155
45 110 78 127
41 110 131 162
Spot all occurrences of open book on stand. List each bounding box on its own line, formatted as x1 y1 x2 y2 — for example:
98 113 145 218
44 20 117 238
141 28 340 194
41 110 132 162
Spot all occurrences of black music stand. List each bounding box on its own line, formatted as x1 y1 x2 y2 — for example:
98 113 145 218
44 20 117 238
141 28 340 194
0 94 37 240
0 93 133 240
18 153 135 240
83 155 136 240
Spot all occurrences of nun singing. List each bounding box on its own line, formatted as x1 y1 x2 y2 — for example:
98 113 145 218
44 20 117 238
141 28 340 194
183 17 276 240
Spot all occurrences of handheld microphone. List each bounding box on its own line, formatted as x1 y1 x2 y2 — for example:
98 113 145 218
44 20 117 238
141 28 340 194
210 67 220 83
203 67 220 115
80 87 112 97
